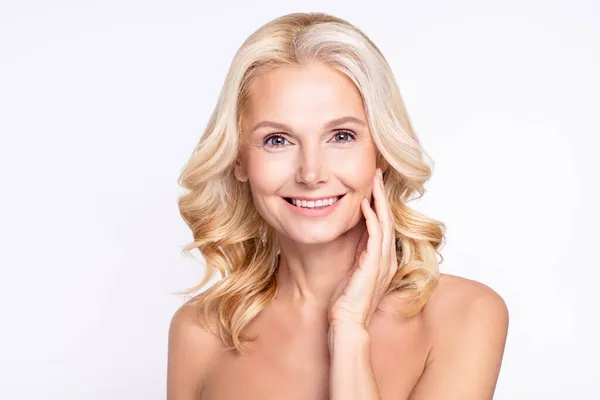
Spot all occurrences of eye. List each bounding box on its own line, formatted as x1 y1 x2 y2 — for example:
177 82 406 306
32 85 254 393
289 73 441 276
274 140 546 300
263 130 356 148
264 134 290 148
330 129 356 143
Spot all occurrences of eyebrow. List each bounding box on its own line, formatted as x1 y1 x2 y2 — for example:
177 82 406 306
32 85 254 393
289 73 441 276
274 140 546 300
250 116 367 134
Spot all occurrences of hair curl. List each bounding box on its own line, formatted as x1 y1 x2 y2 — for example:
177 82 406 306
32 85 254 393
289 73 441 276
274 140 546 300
176 12 446 354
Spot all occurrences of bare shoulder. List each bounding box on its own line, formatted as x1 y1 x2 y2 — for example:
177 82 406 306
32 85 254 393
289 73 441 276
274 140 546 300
167 294 223 399
407 273 509 399
410 274 508 400
422 273 509 333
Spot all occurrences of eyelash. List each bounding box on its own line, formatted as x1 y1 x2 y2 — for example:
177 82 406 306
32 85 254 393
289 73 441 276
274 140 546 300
264 130 357 148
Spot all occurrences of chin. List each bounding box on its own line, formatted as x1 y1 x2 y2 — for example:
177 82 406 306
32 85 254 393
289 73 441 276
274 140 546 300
286 220 357 245
289 234 339 245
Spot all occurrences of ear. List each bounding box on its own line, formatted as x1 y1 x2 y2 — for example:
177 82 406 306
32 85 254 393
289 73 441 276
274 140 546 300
233 157 249 182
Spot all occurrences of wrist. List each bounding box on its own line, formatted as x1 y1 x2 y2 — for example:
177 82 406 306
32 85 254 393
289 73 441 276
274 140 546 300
329 320 369 336
328 325 371 353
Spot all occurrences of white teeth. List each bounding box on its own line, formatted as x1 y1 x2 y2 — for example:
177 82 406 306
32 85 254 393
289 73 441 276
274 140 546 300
291 196 340 208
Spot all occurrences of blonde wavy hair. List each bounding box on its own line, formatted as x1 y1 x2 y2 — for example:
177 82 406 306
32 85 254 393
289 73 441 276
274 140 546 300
176 12 446 354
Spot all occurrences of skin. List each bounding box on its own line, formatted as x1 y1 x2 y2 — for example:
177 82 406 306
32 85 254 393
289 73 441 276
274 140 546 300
167 62 509 399
235 62 381 314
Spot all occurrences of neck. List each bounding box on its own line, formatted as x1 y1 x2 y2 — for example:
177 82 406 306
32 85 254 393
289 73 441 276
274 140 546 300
274 219 367 316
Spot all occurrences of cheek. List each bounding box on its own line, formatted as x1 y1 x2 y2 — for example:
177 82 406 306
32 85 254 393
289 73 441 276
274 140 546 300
330 146 377 190
245 152 290 194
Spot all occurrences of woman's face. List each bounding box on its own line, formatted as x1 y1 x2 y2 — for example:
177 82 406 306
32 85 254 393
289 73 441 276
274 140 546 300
235 62 379 244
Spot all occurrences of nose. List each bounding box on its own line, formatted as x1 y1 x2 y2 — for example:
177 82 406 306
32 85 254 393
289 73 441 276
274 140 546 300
295 143 328 188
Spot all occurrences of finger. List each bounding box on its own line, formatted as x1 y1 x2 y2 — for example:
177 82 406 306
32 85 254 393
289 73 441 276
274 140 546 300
378 169 394 233
372 169 393 261
372 170 385 224
355 228 369 258
375 169 398 279
360 198 383 267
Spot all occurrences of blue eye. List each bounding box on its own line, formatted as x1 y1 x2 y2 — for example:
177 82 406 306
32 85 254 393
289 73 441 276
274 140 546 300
331 130 356 143
263 129 356 149
264 135 289 148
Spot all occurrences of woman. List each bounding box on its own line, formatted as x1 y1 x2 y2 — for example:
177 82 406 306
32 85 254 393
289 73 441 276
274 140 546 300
168 12 509 400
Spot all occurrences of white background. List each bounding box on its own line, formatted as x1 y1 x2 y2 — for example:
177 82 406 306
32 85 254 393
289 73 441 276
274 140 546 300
1 0 598 399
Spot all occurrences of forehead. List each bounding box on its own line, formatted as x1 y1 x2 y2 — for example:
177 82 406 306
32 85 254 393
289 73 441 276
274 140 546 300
242 63 367 129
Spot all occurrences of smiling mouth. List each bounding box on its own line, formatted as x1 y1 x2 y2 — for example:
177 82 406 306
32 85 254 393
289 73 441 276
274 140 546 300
283 194 346 209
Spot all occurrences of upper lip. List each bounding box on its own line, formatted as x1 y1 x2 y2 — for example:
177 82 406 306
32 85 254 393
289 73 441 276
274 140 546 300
283 194 345 201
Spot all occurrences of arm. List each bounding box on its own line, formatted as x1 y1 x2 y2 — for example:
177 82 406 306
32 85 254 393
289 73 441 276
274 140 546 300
408 288 509 400
329 326 381 400
167 301 220 400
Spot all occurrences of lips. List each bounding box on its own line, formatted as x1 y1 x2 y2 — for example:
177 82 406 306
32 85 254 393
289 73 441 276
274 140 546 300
282 193 346 206
281 194 347 217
